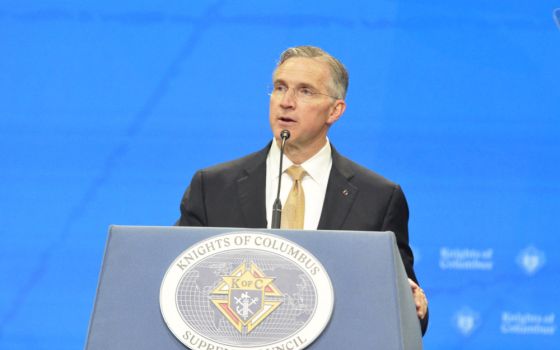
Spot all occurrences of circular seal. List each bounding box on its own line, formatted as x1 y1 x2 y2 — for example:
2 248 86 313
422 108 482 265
160 231 334 350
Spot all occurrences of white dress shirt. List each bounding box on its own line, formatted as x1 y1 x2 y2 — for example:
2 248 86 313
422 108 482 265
265 139 333 230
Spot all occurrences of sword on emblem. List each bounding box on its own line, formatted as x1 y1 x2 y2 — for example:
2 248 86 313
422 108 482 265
235 292 260 320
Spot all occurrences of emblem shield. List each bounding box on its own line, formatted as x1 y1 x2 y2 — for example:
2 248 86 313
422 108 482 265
230 289 263 322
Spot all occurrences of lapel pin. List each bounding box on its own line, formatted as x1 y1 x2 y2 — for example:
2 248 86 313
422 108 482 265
342 189 349 196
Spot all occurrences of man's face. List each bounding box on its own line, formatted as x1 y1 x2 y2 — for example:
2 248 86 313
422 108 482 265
269 57 345 153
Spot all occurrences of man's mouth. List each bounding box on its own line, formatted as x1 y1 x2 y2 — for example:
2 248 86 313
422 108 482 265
278 116 296 123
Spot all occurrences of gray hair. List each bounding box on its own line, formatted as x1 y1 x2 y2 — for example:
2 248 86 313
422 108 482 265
276 45 349 99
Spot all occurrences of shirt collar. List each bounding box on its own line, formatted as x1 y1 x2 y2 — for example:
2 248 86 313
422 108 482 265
269 138 332 184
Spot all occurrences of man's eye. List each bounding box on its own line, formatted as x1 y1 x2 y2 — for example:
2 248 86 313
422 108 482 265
274 85 288 93
299 87 314 96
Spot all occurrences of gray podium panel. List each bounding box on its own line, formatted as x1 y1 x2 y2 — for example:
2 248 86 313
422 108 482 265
85 226 422 349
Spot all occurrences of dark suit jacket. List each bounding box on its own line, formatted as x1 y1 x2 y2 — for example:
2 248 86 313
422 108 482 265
177 143 428 334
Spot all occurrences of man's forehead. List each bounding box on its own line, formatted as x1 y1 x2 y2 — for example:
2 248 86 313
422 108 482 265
273 57 331 85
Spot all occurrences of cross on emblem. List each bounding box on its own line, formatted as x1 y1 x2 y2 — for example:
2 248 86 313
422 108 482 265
234 291 260 320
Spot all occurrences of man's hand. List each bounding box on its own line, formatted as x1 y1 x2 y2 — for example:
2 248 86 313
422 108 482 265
408 278 428 319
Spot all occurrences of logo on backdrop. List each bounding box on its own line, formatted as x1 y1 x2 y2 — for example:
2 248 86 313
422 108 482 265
454 307 480 336
501 311 556 335
516 245 546 275
439 247 493 270
160 232 334 350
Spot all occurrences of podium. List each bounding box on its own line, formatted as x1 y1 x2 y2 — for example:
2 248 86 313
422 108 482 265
85 226 422 349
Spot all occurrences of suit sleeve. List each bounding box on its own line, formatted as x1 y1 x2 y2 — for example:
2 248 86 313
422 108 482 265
176 171 208 226
381 185 416 282
382 184 429 335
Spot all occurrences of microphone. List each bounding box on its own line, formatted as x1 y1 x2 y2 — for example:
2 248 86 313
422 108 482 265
271 130 290 229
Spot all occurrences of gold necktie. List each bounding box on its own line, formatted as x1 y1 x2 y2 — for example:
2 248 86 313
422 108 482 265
281 165 306 229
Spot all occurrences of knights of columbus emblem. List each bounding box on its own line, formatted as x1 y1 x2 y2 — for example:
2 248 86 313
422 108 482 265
210 261 283 333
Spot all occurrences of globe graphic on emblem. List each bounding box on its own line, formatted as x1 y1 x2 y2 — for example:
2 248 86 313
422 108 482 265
175 249 317 347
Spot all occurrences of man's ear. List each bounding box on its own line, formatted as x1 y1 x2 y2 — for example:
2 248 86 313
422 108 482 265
327 100 346 125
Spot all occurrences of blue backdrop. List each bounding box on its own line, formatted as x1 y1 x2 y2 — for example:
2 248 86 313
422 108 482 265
1 1 559 349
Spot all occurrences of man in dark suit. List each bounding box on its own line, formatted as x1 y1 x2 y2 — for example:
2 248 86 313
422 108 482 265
177 45 428 334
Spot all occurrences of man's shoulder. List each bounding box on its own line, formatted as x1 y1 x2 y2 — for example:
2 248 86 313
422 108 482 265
332 149 399 190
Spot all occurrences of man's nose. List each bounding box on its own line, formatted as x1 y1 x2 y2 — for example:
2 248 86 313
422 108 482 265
279 88 297 108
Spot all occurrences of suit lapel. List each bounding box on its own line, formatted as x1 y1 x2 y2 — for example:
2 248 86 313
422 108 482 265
235 143 358 230
236 145 269 228
317 148 358 230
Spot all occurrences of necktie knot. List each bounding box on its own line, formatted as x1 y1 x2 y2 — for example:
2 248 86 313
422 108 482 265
286 165 306 181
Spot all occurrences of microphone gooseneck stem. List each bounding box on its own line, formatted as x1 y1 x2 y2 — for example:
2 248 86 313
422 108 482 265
271 130 290 229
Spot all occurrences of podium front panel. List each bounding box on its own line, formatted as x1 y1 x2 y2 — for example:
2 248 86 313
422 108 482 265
85 226 421 349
